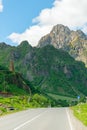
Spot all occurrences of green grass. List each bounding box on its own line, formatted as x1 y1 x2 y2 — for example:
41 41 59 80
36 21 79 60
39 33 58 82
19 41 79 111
47 93 77 101
0 94 50 116
46 93 78 107
72 103 87 126
0 96 29 116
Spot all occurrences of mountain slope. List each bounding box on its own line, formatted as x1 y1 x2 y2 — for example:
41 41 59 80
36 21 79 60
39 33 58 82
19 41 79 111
22 45 87 97
0 41 87 98
38 24 87 66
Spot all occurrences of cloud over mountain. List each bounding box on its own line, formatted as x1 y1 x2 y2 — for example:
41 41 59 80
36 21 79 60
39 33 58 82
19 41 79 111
8 25 52 46
8 0 87 46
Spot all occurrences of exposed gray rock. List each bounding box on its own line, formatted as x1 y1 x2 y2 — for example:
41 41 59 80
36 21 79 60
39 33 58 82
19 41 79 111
37 24 87 66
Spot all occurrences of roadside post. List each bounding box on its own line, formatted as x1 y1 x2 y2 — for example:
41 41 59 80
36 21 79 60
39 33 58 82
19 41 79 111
77 95 80 112
77 95 80 104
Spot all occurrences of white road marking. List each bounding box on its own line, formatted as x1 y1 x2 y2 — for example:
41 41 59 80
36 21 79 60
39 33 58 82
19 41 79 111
14 110 48 130
66 108 74 130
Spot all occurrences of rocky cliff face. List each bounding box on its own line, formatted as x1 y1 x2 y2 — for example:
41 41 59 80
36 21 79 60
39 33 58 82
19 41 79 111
38 24 87 66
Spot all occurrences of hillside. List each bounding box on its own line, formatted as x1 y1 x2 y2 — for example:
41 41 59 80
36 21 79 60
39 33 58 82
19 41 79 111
20 45 87 98
0 42 87 100
38 24 87 66
0 65 31 96
0 64 54 115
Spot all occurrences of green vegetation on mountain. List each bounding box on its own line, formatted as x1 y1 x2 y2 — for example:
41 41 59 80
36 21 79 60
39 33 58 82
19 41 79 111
0 40 87 109
0 65 31 95
20 45 87 98
0 64 53 115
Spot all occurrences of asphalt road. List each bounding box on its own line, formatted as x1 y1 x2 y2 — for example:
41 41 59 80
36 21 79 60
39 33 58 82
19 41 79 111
0 108 73 130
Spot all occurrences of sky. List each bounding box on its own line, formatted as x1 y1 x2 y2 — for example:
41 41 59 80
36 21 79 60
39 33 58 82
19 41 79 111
0 0 87 46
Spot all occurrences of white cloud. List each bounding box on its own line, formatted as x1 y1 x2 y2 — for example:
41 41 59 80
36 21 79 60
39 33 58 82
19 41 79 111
8 0 87 46
34 0 87 28
0 0 3 12
8 25 52 46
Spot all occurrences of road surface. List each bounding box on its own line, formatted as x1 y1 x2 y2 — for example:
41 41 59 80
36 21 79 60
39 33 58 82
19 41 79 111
0 108 73 130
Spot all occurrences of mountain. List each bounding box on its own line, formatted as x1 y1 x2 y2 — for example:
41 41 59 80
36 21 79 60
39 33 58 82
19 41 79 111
19 45 87 98
0 41 87 99
38 24 87 66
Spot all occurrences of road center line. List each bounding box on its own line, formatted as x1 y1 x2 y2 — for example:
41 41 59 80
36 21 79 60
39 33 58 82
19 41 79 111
66 108 74 130
14 110 48 130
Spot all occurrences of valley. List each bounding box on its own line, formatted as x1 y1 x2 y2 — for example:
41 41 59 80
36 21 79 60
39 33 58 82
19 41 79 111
0 24 87 127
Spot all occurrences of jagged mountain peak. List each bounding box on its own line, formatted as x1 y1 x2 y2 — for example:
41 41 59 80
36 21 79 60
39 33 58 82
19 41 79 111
76 30 87 39
37 24 87 66
38 24 72 49
38 24 87 48
51 25 86 39
50 24 70 34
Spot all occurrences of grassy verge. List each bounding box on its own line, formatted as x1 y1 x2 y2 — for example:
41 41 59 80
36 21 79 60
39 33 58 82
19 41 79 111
72 103 87 126
0 94 50 116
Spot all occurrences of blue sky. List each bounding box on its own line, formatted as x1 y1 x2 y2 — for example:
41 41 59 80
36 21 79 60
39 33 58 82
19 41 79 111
0 0 87 46
0 0 54 45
